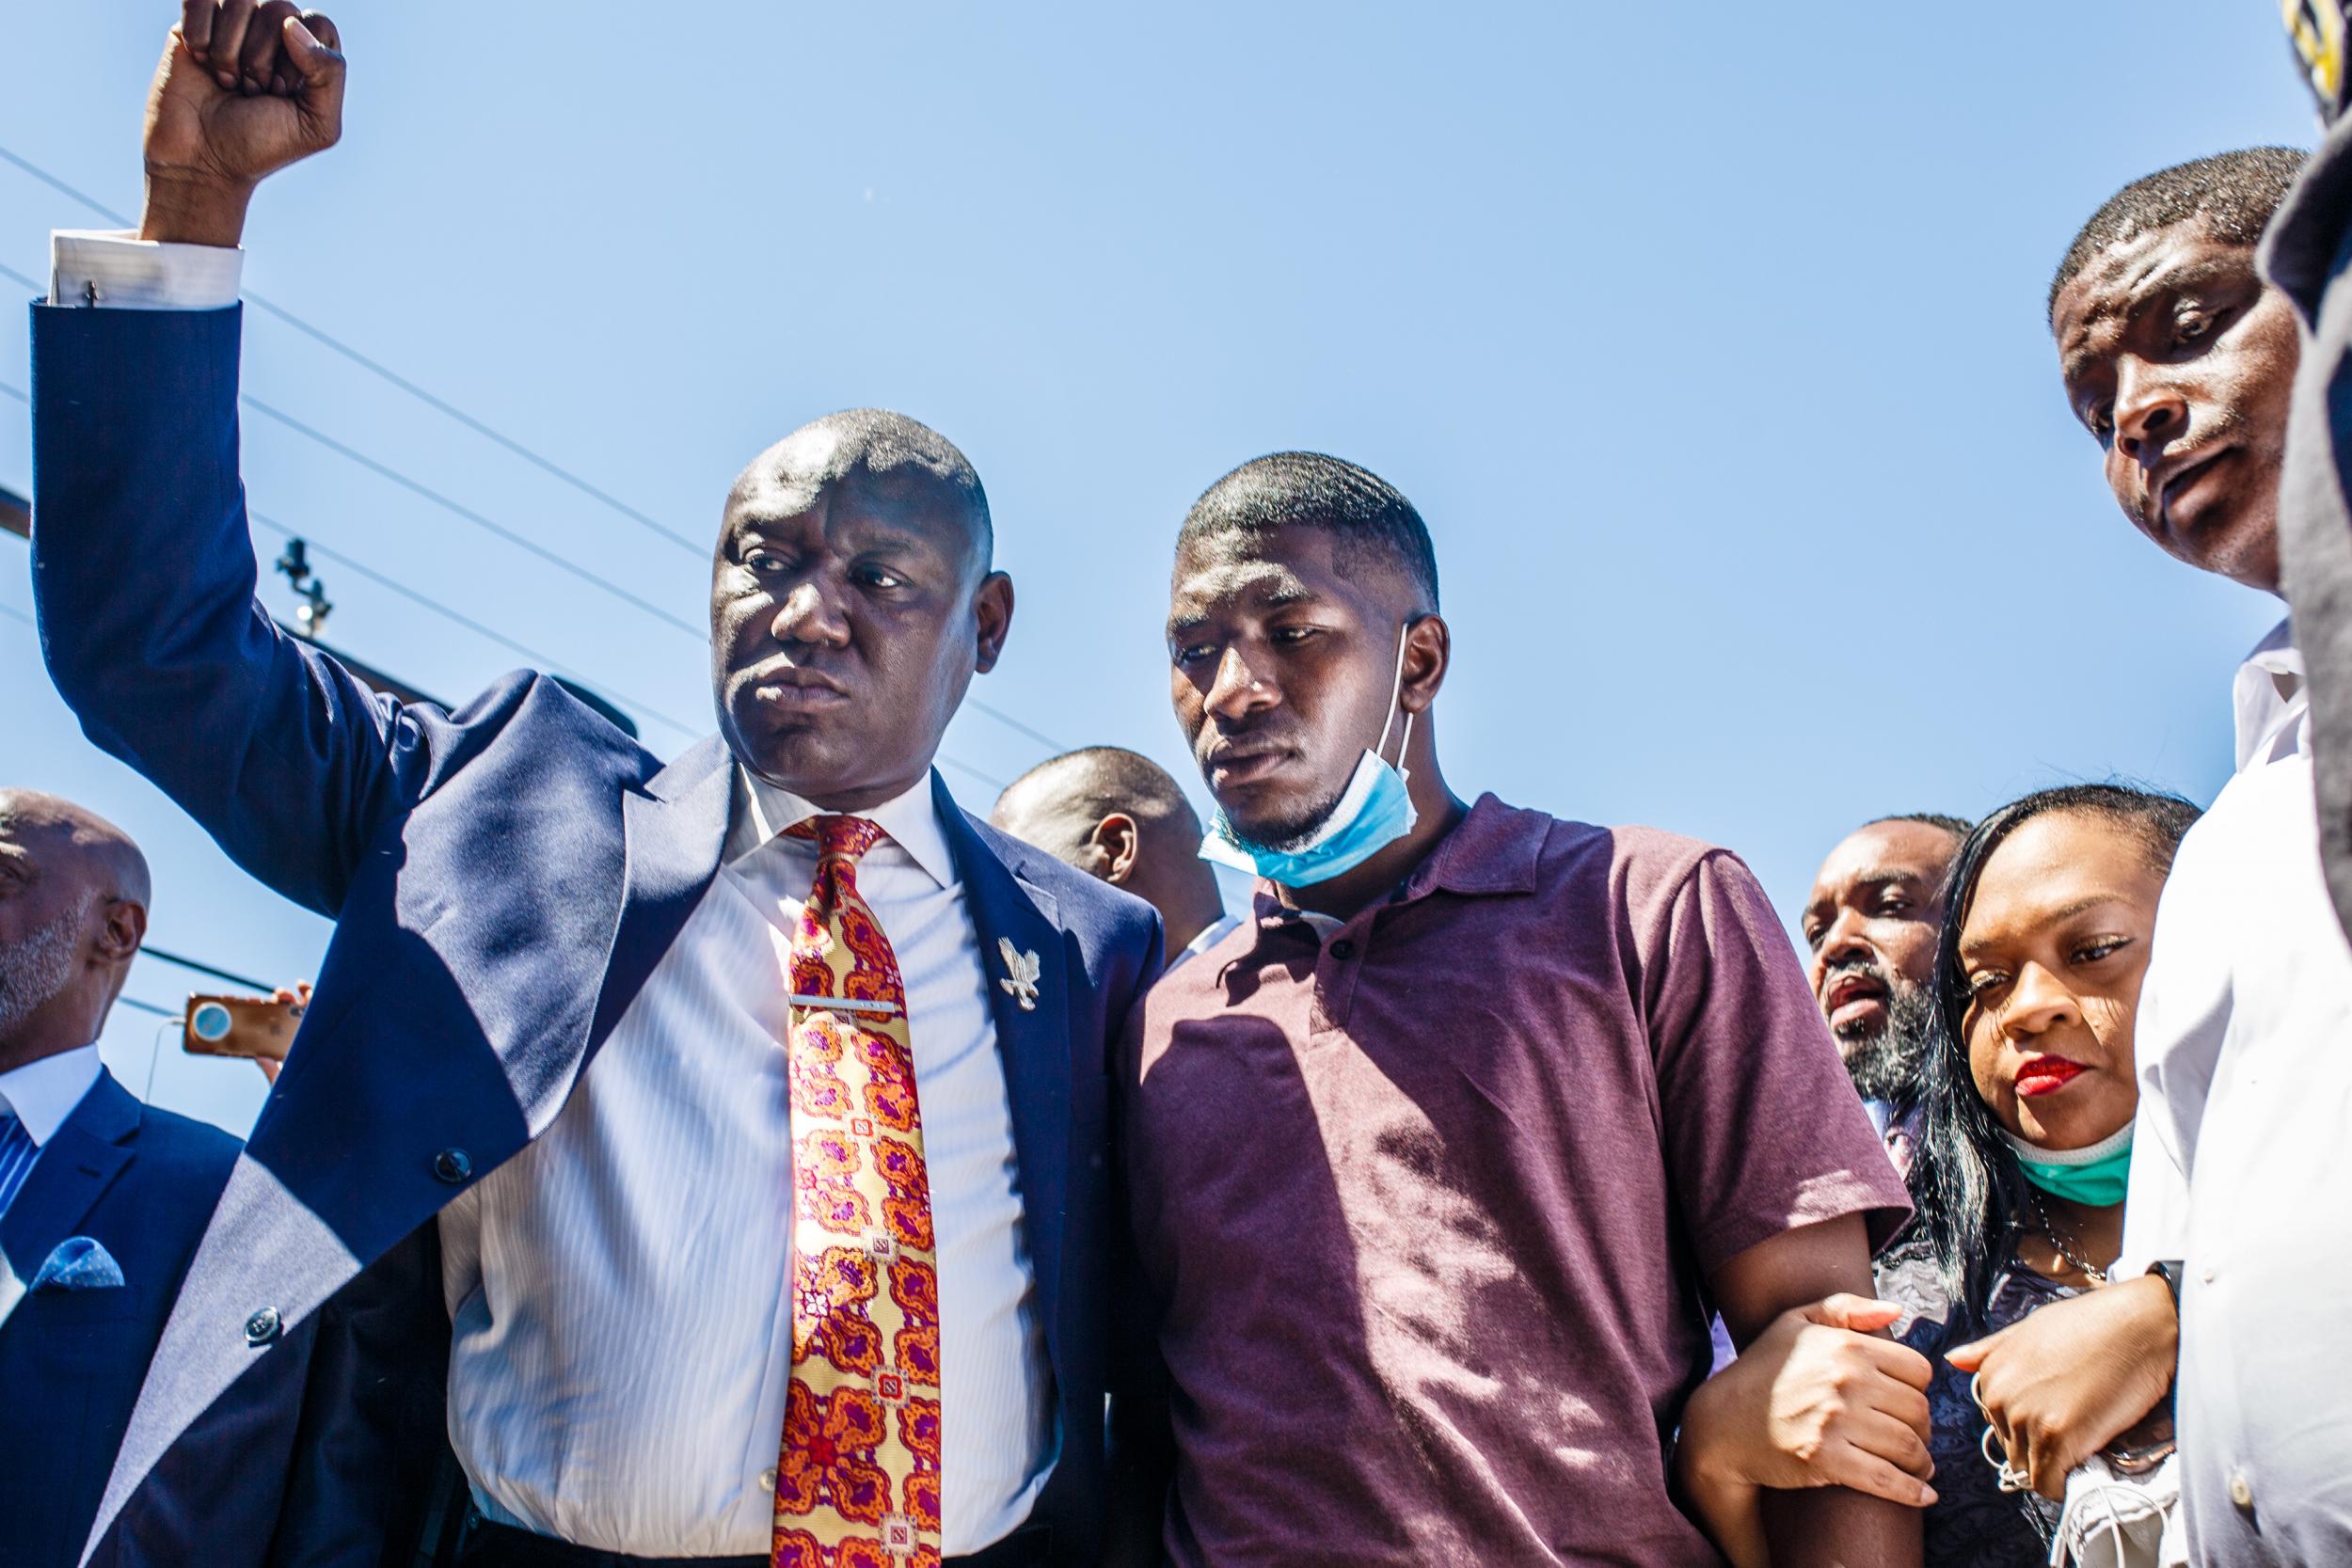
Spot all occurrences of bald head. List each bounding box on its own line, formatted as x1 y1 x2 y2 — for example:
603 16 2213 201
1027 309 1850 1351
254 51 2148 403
727 408 993 582
0 791 150 908
993 749 1227 954
0 790 151 1070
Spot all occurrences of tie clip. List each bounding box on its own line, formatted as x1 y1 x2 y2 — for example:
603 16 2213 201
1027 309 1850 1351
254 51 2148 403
787 994 898 1016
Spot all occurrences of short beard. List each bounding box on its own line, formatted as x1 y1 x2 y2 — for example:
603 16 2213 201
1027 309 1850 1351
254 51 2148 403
1224 781 1349 850
1844 983 1932 1108
0 900 89 1038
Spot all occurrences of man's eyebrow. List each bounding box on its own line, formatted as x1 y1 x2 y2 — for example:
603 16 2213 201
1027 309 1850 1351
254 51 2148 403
2071 259 2259 376
1851 868 1934 892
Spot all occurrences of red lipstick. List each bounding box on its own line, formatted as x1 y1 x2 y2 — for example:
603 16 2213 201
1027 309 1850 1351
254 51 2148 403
2015 1055 2087 1097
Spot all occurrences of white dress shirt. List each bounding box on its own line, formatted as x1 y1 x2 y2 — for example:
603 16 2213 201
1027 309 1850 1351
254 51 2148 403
47 228 1055 1555
0 1042 104 1148
2120 619 2352 1553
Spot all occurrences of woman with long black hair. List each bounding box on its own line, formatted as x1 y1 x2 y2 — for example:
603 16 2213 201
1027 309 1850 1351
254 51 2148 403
1677 784 2197 1567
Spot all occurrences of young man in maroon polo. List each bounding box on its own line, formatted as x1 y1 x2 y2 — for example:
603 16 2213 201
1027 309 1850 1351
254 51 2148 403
1117 452 1918 1566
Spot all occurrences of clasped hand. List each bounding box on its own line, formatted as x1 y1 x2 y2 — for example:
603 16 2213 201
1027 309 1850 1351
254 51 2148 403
1946 1273 2177 1501
1679 1293 1939 1511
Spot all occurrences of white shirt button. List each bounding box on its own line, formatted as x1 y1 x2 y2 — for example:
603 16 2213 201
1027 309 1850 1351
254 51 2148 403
2201 1264 2217 1284
2229 1469 2254 1510
759 1468 777 1493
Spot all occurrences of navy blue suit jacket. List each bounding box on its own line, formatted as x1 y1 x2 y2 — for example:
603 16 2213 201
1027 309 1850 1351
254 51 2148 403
0 1069 242 1568
29 301 1163 1567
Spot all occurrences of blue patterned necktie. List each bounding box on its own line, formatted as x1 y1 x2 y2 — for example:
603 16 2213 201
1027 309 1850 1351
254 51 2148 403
0 1112 36 1217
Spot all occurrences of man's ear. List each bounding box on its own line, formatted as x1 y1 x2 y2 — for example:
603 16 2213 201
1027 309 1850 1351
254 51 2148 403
1089 813 1142 886
1400 613 1451 715
93 898 148 968
973 571 1015 674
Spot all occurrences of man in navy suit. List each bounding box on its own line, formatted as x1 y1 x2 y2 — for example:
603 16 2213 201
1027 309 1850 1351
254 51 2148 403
0 792 246 1568
29 9 1162 1566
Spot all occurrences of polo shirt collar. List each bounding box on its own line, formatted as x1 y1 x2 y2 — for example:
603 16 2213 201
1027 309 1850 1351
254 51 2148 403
0 1042 103 1147
1408 793 1547 897
730 767 960 891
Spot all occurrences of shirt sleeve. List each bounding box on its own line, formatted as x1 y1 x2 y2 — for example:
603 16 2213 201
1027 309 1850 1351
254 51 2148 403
1645 847 1914 1278
50 229 242 309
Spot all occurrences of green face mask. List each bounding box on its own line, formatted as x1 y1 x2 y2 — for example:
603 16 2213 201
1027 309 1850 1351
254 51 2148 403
2002 1123 2133 1207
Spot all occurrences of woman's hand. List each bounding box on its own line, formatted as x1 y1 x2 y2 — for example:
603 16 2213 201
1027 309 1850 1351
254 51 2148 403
1675 1294 1938 1568
1947 1273 2176 1501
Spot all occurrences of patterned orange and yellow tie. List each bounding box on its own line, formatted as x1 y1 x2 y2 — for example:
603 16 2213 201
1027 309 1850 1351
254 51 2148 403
772 816 942 1568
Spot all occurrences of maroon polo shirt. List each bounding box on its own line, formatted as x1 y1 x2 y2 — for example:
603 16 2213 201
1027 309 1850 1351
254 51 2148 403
1121 794 1910 1567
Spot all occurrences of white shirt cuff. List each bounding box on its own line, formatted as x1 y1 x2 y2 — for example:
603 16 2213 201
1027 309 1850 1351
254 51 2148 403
50 229 242 310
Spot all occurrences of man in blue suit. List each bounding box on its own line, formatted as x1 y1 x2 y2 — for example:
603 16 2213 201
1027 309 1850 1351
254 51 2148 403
0 791 246 1568
28 9 1163 1566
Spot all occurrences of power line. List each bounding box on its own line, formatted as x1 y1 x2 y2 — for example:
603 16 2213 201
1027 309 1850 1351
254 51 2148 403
0 140 707 559
116 994 181 1022
964 698 1066 754
143 945 271 992
0 601 31 628
246 513 702 744
239 394 707 639
0 261 707 651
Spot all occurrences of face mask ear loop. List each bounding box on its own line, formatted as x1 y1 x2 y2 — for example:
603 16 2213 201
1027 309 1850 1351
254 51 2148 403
1375 620 1414 775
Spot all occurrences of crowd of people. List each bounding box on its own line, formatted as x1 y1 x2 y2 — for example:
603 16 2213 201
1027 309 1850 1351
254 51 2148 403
6 5 2352 1568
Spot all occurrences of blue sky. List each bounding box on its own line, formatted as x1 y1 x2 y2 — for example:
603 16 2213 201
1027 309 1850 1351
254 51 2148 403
1 3 2318 1136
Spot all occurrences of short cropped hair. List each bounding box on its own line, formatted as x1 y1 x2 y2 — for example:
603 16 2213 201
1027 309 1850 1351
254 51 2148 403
2049 147 2310 316
1178 451 1439 611
786 407 993 567
1867 812 1973 840
996 746 1200 837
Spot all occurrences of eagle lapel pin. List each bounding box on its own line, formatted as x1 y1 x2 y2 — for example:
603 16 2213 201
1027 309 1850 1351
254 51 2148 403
997 937 1041 1011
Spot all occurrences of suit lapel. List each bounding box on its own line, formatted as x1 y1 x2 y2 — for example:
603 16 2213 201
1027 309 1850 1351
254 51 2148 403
933 773 1073 1376
1 1069 136 1288
587 735 738 1057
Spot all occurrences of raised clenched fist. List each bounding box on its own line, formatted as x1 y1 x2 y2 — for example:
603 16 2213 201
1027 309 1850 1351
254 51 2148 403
139 3 344 247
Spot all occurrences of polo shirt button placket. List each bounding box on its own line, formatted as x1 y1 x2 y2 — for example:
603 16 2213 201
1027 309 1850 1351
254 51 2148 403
1318 932 1365 1027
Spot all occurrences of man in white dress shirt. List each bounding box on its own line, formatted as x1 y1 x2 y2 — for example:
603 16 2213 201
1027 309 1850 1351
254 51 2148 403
28 11 1164 1566
1950 150 2352 1559
990 750 1236 968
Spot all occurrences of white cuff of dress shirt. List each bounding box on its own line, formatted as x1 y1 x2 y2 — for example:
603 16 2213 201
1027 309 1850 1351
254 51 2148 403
50 229 242 309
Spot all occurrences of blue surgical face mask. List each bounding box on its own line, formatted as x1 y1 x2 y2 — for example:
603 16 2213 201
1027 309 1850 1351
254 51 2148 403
2001 1122 2134 1208
1200 623 1419 888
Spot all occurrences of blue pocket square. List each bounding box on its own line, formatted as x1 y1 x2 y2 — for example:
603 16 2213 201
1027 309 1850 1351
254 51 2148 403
30 1236 125 1292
